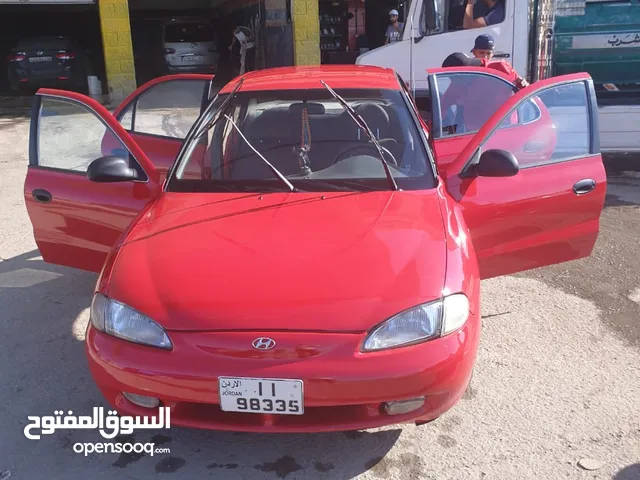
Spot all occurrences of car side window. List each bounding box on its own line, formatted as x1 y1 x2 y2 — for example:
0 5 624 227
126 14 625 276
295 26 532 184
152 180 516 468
434 72 515 138
37 97 133 173
117 79 208 139
499 98 542 128
481 81 592 168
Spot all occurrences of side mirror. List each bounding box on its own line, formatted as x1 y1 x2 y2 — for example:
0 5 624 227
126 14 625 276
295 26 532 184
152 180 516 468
87 155 139 183
474 149 520 177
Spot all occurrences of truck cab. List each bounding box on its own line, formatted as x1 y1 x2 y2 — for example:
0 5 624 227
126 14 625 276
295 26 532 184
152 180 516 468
356 0 640 153
356 0 526 88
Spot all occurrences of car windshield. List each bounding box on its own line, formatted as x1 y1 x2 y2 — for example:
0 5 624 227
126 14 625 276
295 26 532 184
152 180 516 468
166 87 436 193
164 23 214 43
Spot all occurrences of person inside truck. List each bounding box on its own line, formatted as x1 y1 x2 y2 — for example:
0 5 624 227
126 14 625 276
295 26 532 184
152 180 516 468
463 0 505 29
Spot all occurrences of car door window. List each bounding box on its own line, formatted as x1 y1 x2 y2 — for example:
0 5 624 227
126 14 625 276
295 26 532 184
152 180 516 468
117 79 209 139
434 72 515 138
38 97 135 174
481 81 592 168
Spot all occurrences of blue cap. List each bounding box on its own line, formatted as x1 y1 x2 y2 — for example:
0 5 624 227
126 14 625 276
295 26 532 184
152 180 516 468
473 34 495 50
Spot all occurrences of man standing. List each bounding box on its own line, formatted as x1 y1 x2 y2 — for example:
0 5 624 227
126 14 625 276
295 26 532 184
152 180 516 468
384 9 404 44
470 34 530 89
463 0 505 29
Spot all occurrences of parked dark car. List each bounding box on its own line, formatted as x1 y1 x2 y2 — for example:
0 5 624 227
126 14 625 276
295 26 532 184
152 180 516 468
7 36 91 93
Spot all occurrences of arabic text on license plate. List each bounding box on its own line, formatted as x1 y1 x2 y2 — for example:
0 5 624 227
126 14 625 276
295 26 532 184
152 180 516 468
183 56 204 62
218 377 304 415
29 57 52 63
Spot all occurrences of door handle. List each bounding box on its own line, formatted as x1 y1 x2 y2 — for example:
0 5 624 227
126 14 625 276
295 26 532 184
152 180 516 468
32 189 52 203
493 52 511 58
573 178 596 195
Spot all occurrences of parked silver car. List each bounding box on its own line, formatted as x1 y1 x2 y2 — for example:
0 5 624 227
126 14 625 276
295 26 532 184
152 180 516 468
162 17 220 74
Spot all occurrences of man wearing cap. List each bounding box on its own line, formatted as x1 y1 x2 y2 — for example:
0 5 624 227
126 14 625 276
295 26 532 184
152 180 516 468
463 0 505 29
469 34 530 89
384 10 404 44
471 33 495 60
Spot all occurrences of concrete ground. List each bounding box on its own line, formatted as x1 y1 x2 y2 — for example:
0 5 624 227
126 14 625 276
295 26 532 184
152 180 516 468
0 115 638 480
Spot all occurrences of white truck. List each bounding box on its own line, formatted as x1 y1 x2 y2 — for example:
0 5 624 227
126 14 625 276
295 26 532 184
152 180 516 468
355 0 640 153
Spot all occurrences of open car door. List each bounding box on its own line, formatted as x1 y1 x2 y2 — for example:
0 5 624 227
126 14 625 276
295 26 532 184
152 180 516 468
425 66 520 176
441 72 606 279
24 89 161 273
105 74 216 179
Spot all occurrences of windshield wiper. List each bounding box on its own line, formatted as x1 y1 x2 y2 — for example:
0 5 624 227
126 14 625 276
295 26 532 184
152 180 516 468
320 80 399 191
223 114 302 193
194 78 244 139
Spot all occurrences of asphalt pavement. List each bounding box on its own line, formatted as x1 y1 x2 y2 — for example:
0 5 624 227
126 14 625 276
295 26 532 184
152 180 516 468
0 115 638 480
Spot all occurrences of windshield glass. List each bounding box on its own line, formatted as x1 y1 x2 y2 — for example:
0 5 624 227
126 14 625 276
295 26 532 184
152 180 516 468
166 87 436 193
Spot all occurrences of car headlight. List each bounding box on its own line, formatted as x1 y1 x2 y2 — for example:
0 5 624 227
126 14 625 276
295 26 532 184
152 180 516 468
89 293 172 350
361 294 469 352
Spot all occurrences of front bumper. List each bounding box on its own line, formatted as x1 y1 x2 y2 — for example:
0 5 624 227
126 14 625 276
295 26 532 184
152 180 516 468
86 314 480 433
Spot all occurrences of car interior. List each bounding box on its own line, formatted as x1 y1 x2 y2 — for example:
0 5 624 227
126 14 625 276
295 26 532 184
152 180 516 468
196 97 426 181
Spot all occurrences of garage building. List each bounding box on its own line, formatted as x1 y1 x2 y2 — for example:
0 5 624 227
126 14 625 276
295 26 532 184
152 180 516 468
1 0 408 103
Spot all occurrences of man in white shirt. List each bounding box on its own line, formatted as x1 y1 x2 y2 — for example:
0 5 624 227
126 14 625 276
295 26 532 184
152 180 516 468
384 9 404 44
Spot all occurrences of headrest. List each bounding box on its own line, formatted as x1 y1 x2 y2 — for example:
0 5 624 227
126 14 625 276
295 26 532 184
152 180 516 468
247 109 291 138
355 103 390 126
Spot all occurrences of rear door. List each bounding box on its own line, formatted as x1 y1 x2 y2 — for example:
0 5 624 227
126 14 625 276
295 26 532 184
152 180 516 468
442 73 606 279
24 89 161 273
109 74 215 179
426 66 517 175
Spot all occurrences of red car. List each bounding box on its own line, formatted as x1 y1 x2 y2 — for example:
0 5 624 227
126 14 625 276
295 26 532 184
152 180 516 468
24 65 606 433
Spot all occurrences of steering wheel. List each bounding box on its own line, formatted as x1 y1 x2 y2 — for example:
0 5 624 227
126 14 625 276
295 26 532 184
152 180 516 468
333 143 398 166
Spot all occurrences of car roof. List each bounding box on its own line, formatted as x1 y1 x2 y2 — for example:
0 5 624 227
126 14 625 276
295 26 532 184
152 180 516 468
218 65 402 93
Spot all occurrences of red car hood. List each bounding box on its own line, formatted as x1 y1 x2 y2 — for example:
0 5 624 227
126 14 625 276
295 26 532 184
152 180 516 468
107 191 447 332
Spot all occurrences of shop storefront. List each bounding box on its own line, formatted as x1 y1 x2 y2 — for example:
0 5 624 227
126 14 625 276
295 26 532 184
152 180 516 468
0 0 407 102
293 0 411 67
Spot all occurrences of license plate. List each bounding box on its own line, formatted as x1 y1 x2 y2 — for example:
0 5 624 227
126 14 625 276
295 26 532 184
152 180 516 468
29 57 52 63
218 377 304 415
182 55 204 62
